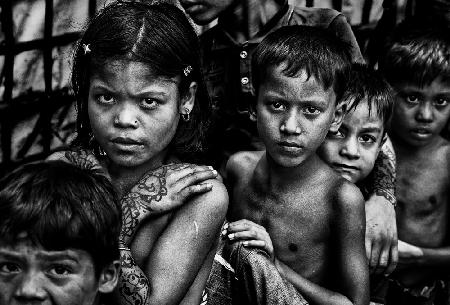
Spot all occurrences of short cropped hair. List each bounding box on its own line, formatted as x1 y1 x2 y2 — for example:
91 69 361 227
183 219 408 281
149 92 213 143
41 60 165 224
380 18 450 87
0 160 121 276
345 63 394 129
252 25 352 104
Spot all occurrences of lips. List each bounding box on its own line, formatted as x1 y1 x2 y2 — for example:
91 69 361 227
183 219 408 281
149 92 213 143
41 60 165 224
278 141 301 148
111 136 142 145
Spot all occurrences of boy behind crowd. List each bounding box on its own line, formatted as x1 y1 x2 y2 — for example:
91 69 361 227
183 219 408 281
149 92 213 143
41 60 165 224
0 160 121 305
379 19 450 305
318 63 395 305
224 25 369 305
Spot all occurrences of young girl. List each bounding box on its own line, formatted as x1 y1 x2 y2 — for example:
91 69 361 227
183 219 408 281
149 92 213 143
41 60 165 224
48 2 228 304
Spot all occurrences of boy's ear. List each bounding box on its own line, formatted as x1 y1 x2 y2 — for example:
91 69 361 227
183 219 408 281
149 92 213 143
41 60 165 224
329 100 346 133
98 260 120 294
248 104 257 122
180 81 197 115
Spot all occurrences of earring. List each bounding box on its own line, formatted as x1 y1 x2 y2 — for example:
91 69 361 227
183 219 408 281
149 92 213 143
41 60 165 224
181 108 190 122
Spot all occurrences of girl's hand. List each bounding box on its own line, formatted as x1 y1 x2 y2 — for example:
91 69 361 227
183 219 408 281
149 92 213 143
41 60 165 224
222 219 275 260
119 163 218 245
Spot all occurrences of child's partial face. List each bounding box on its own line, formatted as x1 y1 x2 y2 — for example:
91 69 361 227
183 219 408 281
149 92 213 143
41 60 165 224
318 100 384 183
256 65 339 168
0 238 102 305
391 77 450 147
180 0 236 25
88 60 183 170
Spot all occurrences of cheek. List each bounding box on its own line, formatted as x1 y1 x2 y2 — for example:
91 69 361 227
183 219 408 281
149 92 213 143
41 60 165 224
318 141 339 162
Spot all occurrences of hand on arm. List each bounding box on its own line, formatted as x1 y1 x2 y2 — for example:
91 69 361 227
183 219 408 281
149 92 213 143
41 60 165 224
119 164 218 245
222 219 275 260
365 139 398 275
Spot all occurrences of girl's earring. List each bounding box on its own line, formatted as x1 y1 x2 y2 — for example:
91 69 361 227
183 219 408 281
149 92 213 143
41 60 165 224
181 108 190 122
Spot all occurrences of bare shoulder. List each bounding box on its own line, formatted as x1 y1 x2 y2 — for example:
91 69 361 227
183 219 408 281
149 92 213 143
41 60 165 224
226 151 263 181
332 177 365 212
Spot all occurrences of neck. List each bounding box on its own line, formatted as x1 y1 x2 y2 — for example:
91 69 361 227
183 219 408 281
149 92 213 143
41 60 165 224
106 152 169 198
218 0 284 43
391 133 444 159
263 152 322 189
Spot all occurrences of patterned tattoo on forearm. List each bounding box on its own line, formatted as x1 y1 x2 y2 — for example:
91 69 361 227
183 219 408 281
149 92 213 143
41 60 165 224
119 166 168 244
119 250 150 305
371 149 396 206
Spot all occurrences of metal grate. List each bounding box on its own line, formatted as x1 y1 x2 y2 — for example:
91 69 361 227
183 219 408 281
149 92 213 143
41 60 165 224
0 0 97 174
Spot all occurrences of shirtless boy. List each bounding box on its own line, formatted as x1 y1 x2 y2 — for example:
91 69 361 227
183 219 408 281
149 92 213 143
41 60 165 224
224 26 369 305
380 19 450 305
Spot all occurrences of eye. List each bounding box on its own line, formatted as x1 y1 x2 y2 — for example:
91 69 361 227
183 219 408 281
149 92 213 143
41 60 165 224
0 262 20 274
405 94 419 104
435 97 449 108
141 98 159 110
97 94 115 105
48 265 71 276
359 134 376 144
270 101 285 111
329 129 345 139
303 106 320 115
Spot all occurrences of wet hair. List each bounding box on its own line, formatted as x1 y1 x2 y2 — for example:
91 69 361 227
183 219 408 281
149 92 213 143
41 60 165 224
71 1 210 161
379 18 450 87
252 25 352 104
345 63 394 130
0 160 121 277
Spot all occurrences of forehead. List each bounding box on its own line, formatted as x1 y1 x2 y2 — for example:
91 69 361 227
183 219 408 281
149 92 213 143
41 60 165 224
0 237 93 265
344 100 383 129
260 65 336 104
90 59 180 90
394 76 450 93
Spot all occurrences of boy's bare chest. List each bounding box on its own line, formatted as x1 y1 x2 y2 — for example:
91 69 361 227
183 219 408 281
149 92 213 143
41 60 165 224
229 178 333 277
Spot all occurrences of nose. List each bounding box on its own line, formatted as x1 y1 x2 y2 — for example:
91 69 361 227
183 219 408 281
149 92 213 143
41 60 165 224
340 137 360 160
14 271 47 301
114 103 139 129
416 102 433 123
280 111 301 135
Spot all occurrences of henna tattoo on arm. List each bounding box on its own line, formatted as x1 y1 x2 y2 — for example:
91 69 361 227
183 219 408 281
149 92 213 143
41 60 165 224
63 149 105 175
119 166 168 244
118 250 150 305
370 148 397 206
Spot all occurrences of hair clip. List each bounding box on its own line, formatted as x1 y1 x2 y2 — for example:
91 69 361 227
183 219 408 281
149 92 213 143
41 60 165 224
82 43 91 55
183 65 193 77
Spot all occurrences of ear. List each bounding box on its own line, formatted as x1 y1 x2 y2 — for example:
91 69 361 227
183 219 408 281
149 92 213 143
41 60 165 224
180 81 197 115
98 260 120 294
329 100 346 133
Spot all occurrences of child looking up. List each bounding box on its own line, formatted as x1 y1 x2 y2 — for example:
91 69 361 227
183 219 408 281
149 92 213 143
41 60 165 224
380 19 450 305
0 160 121 305
48 2 228 304
224 25 369 305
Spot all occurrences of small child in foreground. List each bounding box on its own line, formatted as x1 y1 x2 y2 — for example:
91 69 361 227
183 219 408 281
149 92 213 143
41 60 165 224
0 160 121 305
224 25 369 305
317 63 395 305
380 18 450 305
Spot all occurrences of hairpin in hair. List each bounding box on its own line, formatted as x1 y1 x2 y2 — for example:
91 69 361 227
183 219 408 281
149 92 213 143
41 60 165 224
183 65 193 77
82 43 91 55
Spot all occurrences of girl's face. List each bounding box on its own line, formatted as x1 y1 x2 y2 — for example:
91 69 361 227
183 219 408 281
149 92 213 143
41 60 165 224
88 59 192 171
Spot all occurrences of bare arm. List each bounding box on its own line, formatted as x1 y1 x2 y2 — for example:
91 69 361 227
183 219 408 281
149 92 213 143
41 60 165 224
131 178 228 305
365 138 398 275
398 240 450 268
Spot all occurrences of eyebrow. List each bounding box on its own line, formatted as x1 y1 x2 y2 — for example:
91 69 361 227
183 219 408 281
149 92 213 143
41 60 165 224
90 82 170 98
0 250 79 263
360 127 382 133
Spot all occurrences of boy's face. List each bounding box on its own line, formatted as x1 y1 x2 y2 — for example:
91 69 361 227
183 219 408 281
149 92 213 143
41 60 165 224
0 236 118 305
391 77 450 147
318 100 385 183
256 65 343 168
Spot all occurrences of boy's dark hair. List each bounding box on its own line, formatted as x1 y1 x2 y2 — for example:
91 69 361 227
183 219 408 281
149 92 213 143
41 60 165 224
379 18 450 87
0 160 121 277
72 1 210 161
345 63 394 130
252 25 352 104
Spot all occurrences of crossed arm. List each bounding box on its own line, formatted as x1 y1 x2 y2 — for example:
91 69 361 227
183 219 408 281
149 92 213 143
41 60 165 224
117 164 228 305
